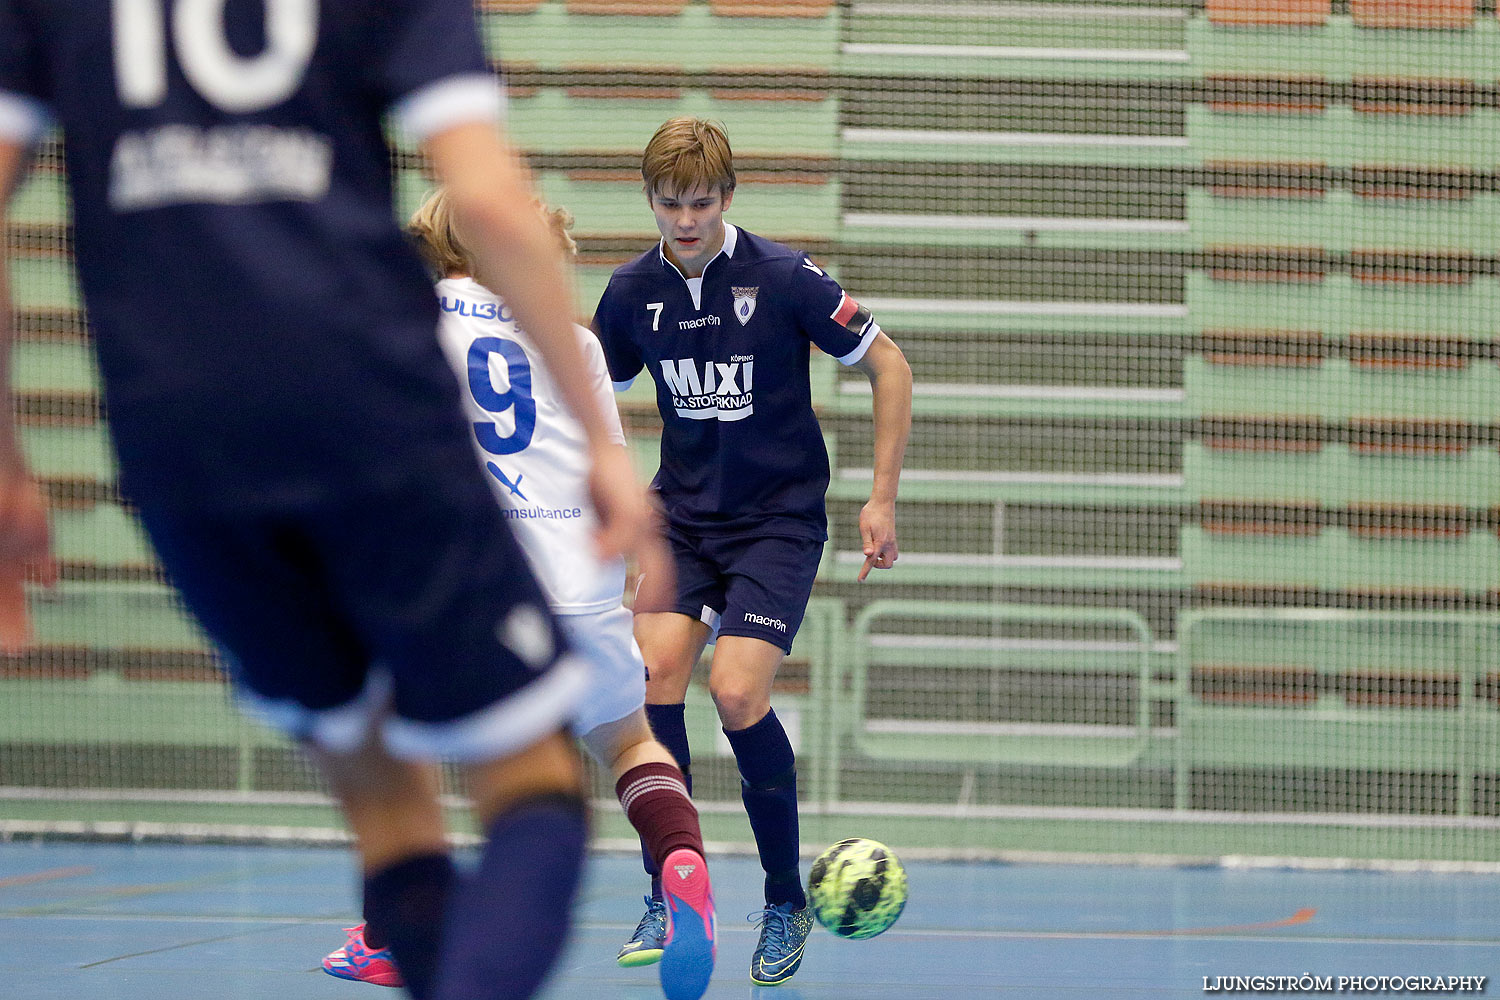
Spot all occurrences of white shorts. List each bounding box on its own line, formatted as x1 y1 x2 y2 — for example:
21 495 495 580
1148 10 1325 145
558 604 648 737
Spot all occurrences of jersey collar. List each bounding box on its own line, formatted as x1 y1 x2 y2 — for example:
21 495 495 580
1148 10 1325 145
657 223 739 276
658 225 739 310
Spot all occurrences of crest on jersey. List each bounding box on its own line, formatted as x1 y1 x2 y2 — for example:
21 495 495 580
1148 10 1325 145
732 286 759 326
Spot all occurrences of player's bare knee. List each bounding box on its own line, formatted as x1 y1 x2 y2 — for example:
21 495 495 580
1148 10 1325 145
642 651 697 693
579 711 659 774
707 679 770 730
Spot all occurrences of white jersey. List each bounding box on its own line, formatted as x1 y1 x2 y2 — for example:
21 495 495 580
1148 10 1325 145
435 276 627 613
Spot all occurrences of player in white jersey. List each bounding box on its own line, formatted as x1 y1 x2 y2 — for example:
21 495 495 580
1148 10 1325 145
320 191 715 1000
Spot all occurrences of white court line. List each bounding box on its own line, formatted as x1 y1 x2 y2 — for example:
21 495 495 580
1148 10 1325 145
843 42 1190 61
819 800 1500 831
856 297 1189 317
844 126 1190 146
838 468 1186 488
0 787 341 805
17 800 1486 836
870 635 1179 653
837 381 1186 401
834 551 1184 570
851 2 1189 18
843 212 1190 233
865 720 1151 738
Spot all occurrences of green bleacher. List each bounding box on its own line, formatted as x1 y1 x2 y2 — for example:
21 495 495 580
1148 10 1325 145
4 0 1498 862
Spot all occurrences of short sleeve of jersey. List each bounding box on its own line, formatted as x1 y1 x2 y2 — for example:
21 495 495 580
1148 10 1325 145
591 277 645 390
0 1 52 143
790 254 881 366
377 0 502 141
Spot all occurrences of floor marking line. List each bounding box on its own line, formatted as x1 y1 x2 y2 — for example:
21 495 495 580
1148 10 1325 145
1137 906 1317 937
1 859 329 916
77 923 292 969
0 865 94 889
7 910 1497 949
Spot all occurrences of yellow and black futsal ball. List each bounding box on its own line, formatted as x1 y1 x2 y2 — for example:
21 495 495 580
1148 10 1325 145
806 837 907 939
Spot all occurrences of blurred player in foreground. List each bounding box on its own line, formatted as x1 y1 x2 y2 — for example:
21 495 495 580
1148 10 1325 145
321 191 715 1000
592 117 912 985
0 3 655 998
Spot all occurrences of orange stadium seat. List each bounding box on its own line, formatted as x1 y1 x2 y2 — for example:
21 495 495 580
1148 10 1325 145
565 0 688 14
1351 76 1474 115
1205 0 1330 26
1205 74 1328 114
1350 0 1475 28
1349 165 1474 199
475 0 545 11
709 0 835 15
1201 329 1325 367
1347 333 1471 369
1349 250 1476 285
1206 161 1329 199
1206 247 1327 283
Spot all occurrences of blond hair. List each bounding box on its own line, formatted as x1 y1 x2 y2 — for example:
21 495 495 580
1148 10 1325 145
641 117 736 199
407 188 576 278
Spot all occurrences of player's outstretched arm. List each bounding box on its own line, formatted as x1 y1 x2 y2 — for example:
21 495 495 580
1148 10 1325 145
0 138 54 650
848 331 912 582
421 121 654 561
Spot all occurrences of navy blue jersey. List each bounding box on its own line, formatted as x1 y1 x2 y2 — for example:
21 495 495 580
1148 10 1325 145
0 0 503 510
592 225 879 540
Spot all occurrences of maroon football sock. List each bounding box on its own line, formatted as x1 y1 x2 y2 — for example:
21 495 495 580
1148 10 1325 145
616 761 704 869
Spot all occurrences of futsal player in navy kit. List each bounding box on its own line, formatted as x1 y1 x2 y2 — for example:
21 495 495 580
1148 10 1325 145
593 117 912 985
0 4 656 999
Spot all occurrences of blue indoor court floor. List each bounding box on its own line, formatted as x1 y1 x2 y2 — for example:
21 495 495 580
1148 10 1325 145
0 840 1496 999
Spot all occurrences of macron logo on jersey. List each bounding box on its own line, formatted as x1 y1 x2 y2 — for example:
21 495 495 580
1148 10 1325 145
744 612 788 632
659 357 754 422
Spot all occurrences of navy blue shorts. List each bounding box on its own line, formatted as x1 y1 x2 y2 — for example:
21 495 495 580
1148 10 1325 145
666 527 824 654
134 459 588 762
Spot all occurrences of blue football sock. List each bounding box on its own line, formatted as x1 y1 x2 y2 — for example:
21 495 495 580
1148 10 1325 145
363 852 456 1000
642 702 692 896
432 794 588 1000
724 708 805 909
